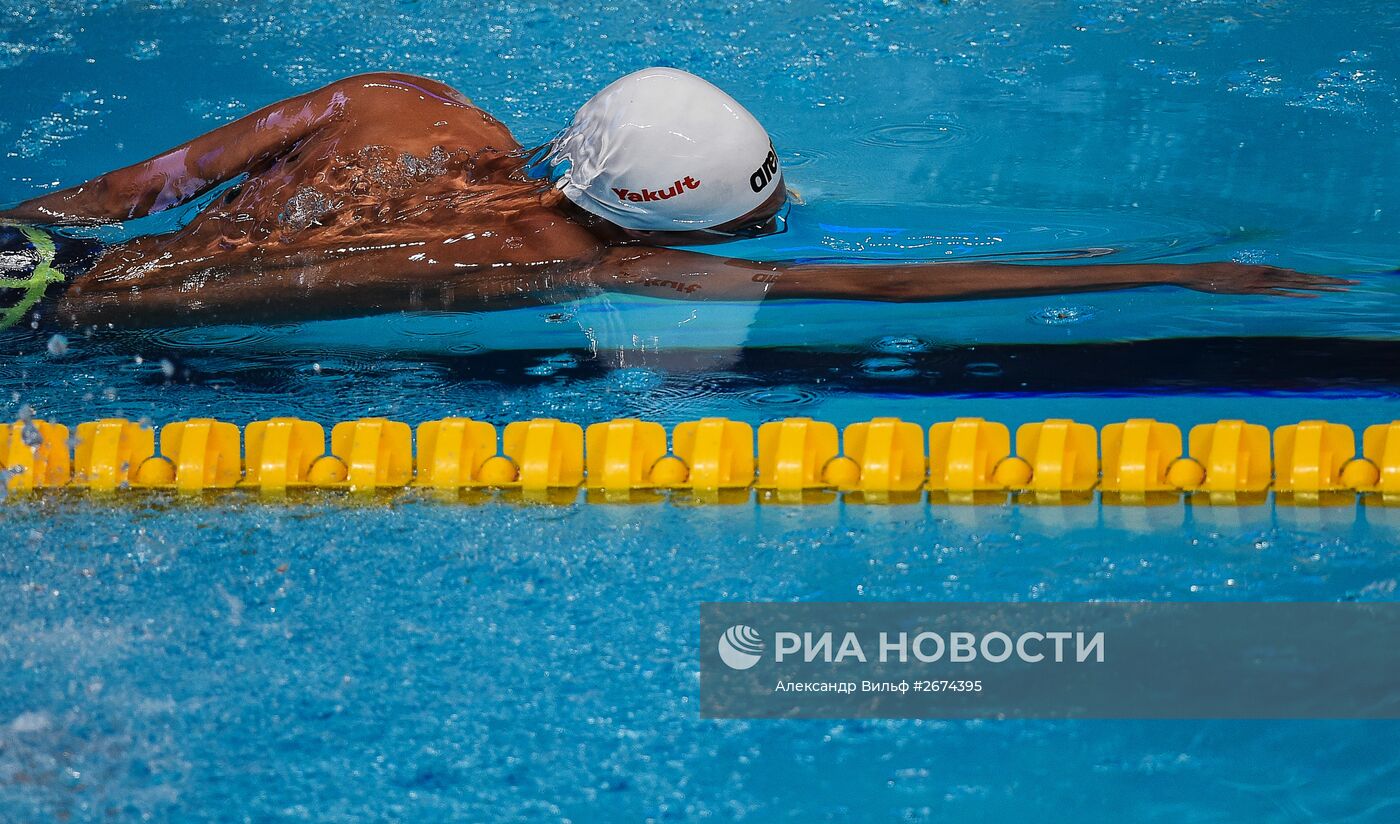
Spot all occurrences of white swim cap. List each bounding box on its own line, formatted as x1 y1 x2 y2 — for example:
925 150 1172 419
550 67 782 232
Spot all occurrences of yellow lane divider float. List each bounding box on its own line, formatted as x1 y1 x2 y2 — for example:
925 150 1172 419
2 416 1399 505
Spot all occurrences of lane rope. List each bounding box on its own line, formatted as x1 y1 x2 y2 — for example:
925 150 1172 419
2 415 1396 504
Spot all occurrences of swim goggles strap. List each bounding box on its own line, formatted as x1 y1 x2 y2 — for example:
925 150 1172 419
0 222 66 331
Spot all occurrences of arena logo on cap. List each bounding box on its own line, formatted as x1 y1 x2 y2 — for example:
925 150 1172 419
612 177 701 203
749 147 779 193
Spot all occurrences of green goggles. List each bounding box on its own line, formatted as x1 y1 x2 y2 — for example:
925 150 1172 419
0 223 66 330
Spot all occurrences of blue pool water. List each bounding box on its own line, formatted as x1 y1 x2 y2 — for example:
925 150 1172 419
2 0 1399 820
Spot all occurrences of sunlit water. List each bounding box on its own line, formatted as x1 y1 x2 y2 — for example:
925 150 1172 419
2 1 1398 820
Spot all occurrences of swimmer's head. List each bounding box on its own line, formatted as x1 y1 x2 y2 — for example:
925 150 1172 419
549 67 786 241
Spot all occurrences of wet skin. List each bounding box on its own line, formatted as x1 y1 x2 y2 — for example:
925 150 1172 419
0 72 1353 329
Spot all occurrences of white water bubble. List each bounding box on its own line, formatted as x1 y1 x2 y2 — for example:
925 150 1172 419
1030 305 1097 326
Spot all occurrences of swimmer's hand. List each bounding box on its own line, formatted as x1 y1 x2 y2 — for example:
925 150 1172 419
1164 262 1356 297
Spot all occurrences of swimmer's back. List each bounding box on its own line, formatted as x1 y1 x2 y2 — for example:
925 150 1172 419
0 72 605 326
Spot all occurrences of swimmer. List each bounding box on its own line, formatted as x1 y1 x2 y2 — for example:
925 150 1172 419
0 68 1351 329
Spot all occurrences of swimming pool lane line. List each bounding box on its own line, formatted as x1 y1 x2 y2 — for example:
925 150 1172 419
2 415 1396 506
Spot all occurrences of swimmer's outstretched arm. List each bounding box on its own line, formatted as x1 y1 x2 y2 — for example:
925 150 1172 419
591 248 1354 301
0 73 469 225
45 244 1353 329
0 99 330 225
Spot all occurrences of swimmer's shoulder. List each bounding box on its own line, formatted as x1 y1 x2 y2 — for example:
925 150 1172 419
327 72 477 106
320 72 517 152
308 72 495 129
